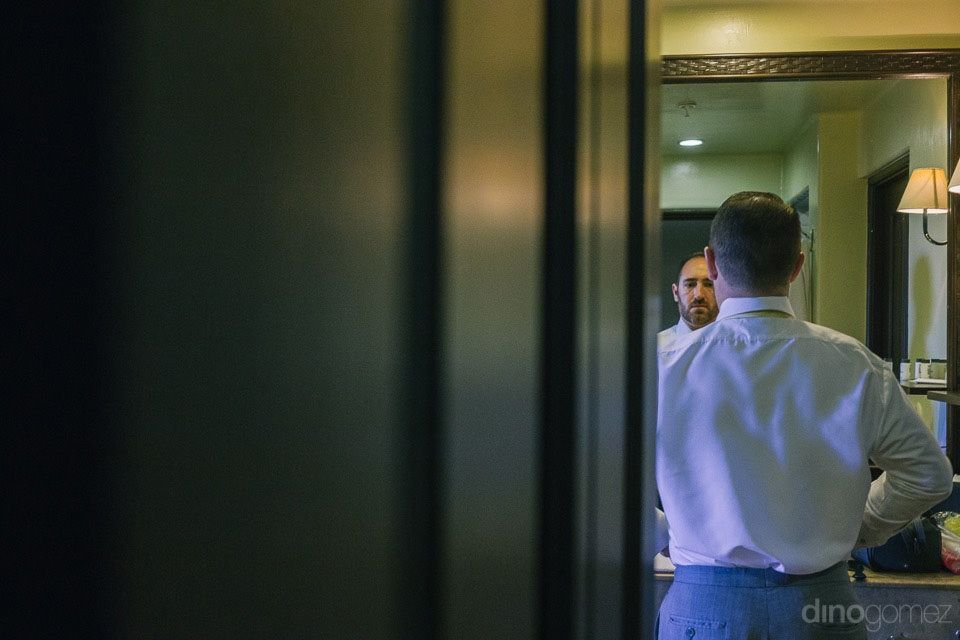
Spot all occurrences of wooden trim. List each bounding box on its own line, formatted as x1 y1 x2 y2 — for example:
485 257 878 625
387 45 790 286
663 50 960 82
929 390 960 406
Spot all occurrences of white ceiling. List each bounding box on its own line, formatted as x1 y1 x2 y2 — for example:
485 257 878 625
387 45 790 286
661 78 925 156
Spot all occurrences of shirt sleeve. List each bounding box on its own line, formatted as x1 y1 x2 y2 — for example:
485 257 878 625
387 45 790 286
858 368 953 548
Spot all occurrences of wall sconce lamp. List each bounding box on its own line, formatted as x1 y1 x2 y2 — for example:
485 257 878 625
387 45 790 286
950 159 960 194
897 167 948 246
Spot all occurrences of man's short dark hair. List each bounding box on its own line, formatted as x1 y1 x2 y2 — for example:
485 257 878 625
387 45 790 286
675 251 706 283
709 191 800 291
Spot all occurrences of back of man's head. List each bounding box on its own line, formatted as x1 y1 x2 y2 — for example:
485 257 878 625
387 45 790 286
709 191 800 292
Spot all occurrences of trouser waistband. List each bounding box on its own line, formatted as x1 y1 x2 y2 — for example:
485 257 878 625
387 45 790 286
673 561 849 588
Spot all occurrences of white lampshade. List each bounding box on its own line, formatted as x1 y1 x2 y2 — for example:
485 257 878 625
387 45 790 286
949 159 960 194
897 167 949 214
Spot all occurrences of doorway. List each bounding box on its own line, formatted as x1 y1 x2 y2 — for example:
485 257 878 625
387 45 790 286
660 210 714 331
866 154 910 370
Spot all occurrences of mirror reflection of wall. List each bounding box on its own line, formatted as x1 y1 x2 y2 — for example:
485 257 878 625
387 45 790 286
659 77 948 363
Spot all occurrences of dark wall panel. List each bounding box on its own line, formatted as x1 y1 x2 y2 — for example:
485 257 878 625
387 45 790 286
108 4 410 637
443 2 542 638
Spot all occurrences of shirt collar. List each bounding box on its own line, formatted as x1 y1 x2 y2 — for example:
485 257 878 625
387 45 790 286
717 296 796 321
675 320 693 336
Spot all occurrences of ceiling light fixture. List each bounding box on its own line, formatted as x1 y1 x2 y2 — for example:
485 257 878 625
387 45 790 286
679 139 703 147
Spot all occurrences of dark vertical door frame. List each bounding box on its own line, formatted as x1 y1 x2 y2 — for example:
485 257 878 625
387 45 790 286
9 5 118 635
624 0 658 638
865 153 910 367
583 0 604 634
541 0 579 638
398 0 444 638
947 71 960 470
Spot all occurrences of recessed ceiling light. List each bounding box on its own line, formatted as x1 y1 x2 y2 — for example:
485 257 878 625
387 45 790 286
679 138 703 147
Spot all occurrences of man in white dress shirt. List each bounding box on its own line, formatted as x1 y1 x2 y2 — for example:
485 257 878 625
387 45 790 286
656 191 952 639
657 252 718 348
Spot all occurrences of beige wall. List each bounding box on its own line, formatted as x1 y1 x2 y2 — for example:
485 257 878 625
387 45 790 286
782 119 819 321
816 112 868 340
859 80 948 177
663 1 960 55
783 118 818 225
660 154 782 209
859 79 949 359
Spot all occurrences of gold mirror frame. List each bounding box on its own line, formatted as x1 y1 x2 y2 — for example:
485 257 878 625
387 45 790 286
662 49 960 468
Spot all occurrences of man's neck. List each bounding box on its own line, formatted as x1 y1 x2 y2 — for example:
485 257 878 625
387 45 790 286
716 286 789 307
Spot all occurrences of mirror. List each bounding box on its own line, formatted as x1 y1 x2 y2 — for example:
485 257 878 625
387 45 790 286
659 77 946 334
660 50 960 466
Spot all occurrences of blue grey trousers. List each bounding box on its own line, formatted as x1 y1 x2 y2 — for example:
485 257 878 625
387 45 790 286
656 562 867 639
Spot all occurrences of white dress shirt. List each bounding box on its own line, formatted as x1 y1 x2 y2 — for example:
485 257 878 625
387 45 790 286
657 319 692 349
657 296 952 574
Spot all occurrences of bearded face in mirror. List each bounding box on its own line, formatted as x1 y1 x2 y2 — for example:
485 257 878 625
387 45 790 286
672 255 718 330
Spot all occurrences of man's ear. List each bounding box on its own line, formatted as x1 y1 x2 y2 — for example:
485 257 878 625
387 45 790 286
788 251 805 283
704 246 719 280
671 283 680 303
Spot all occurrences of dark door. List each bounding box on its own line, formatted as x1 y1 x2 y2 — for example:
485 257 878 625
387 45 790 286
660 211 715 331
866 155 910 369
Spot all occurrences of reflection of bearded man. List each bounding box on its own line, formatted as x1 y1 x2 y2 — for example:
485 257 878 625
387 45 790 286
672 254 718 330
